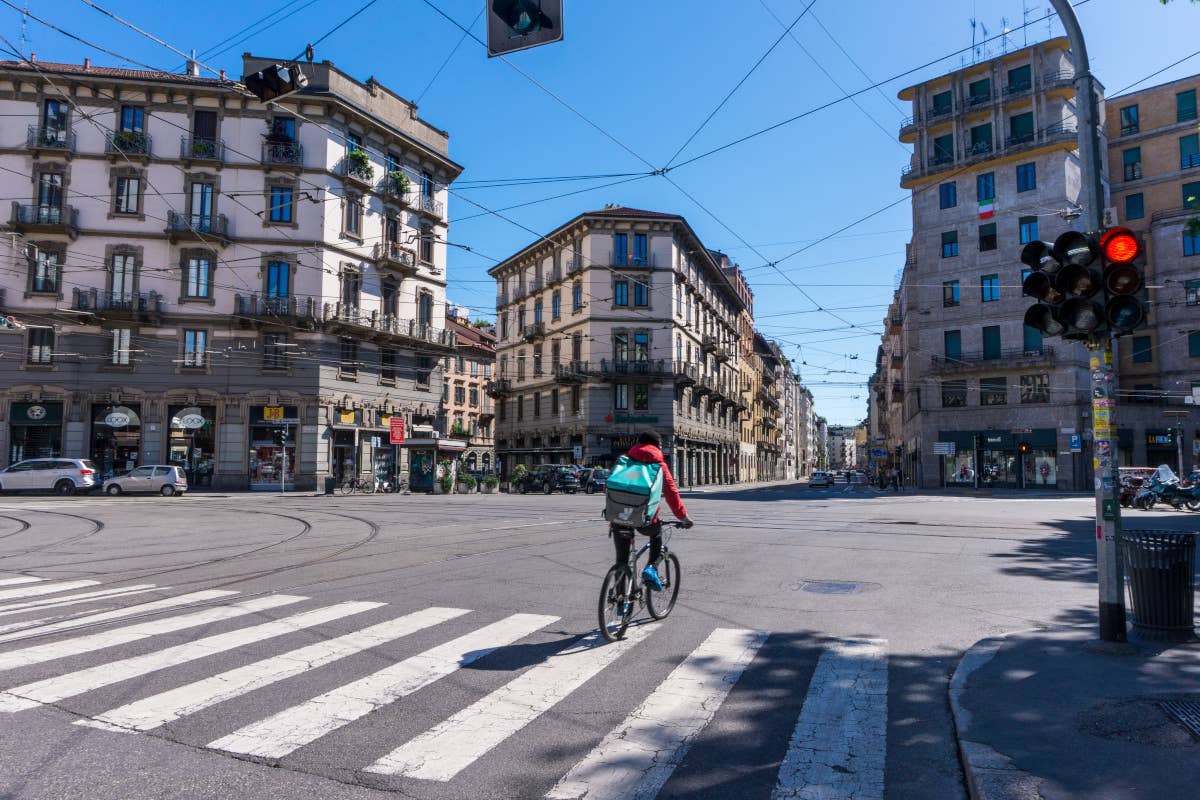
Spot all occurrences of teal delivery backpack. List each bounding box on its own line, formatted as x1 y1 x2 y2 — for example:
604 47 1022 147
604 455 664 529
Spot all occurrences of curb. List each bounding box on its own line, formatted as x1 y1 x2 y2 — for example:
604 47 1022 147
948 630 1045 800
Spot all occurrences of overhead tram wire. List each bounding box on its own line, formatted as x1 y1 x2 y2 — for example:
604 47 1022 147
415 6 484 105
0 0 166 70
192 0 327 65
809 11 906 117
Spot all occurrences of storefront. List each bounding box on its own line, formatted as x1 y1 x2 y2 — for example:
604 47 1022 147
406 439 437 492
91 404 142 480
1145 429 1177 471
938 428 1059 489
331 408 359 484
249 405 298 491
168 405 216 487
9 402 64 463
366 431 394 484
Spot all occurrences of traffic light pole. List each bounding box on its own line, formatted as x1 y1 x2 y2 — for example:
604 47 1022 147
1049 0 1126 642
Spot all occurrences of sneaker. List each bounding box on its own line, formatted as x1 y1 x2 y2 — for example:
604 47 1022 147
642 565 664 591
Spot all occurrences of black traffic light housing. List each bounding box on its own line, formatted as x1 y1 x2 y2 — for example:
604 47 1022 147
272 428 287 447
1098 227 1147 336
243 63 309 103
487 0 563 57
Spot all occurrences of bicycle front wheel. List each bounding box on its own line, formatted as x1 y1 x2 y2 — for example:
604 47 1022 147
647 552 681 620
338 480 356 496
363 480 377 495
599 565 632 642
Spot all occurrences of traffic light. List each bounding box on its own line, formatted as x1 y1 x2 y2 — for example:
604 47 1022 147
487 0 563 57
1019 442 1030 454
272 428 287 447
243 63 308 103
1021 239 1068 337
0 315 24 330
1098 227 1147 336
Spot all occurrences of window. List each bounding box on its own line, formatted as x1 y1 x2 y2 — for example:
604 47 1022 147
271 116 296 141
500 313 509 340
552 291 561 320
943 280 960 307
571 386 581 414
980 376 1007 406
184 255 211 299
1125 193 1145 221
614 280 629 306
613 332 629 362
633 281 649 307
27 328 53 365
944 330 962 360
571 331 582 361
189 181 213 229
979 223 997 251
1132 335 1153 363
1187 280 1200 305
1123 147 1142 181
613 233 628 265
417 355 432 387
470 388 479 407
939 182 957 209
339 337 358 377
634 385 649 411
1185 230 1200 257
183 330 207 368
114 176 140 214
1178 88 1198 123
1019 215 1039 244
533 345 543 376
551 339 561 368
942 380 966 408
263 333 288 370
119 105 144 133
968 77 990 104
633 331 649 362
980 274 1000 302
269 185 293 223
976 173 995 202
31 250 58 294
969 123 992 154
340 268 361 309
344 194 362 237
572 281 583 311
1181 134 1200 170
516 395 524 421
1119 104 1139 135
455 385 466 404
1016 163 1036 192
633 233 648 266
110 328 131 366
420 224 434 263
534 298 543 323
941 231 959 258
931 90 953 116
933 133 954 163
1008 112 1034 144
517 305 526 331
456 355 465 373
1184 181 1200 209
1020 374 1049 403
1023 324 1043 353
982 326 1001 359
1007 64 1031 92
421 171 434 200
110 253 135 302
346 132 362 152
417 291 433 331
376 347 395 383
1190 332 1200 359
265 260 290 299
676 335 683 362
613 384 629 410
192 109 217 143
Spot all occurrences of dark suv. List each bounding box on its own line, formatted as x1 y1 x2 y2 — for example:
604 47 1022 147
516 464 581 494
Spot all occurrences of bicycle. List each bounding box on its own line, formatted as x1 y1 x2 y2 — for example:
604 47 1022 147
338 477 379 495
598 520 684 642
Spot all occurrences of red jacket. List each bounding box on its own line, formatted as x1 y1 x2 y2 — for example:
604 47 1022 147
627 443 688 521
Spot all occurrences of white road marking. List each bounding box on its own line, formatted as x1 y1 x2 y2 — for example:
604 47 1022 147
0 585 160 619
78 607 472 734
368 624 658 781
0 601 382 712
0 590 237 644
208 612 559 759
0 580 100 604
771 638 888 800
0 578 41 588
545 627 768 800
0 594 302 672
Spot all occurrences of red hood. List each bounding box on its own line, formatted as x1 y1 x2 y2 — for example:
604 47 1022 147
627 443 665 464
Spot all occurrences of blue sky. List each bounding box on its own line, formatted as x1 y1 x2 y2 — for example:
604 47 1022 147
6 0 1199 425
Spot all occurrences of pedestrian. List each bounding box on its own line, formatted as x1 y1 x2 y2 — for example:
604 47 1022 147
890 467 899 492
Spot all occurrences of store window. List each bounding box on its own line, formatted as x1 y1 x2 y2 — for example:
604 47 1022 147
248 405 297 490
8 402 64 462
980 376 1007 405
168 405 215 487
941 380 966 407
91 404 142 480
1020 374 1049 403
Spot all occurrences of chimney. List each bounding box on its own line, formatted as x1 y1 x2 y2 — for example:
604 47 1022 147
186 49 199 77
29 53 36 63
83 57 90 71
219 69 225 81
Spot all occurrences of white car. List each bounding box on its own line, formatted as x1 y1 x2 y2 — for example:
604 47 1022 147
809 471 833 488
0 458 99 495
103 465 188 497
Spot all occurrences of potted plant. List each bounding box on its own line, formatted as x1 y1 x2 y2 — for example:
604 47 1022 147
457 472 477 494
348 149 373 180
113 129 146 153
387 169 410 197
482 475 499 494
439 473 455 494
507 463 527 494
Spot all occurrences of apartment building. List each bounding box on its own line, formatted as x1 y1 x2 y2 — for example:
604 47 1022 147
488 206 746 486
0 54 461 490
1104 74 1200 470
890 37 1095 490
441 311 496 473
754 333 784 480
717 254 759 482
797 383 815 478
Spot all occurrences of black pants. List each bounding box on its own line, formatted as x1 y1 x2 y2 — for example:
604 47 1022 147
612 522 662 568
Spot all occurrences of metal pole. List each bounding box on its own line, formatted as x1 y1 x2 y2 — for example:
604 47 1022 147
1178 424 1185 476
280 425 287 496
1049 0 1125 642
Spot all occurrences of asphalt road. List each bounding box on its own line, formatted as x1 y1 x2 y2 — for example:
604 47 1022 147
0 482 1189 800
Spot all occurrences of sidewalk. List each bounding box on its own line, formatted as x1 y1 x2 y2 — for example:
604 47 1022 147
678 477 801 495
950 626 1200 800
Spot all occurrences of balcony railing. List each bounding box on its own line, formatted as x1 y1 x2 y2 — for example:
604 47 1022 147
181 136 225 162
165 210 229 243
598 359 670 379
72 288 164 316
378 174 411 203
486 379 513 397
928 104 954 120
26 125 75 152
374 242 418 272
553 361 590 383
1003 81 1033 97
1120 124 1140 137
903 124 1078 184
673 362 698 384
1005 132 1036 148
1150 204 1200 224
930 346 1056 372
339 155 374 185
378 316 456 349
234 294 318 320
966 92 992 107
1041 69 1075 91
701 335 718 353
1124 163 1143 181
967 141 994 156
609 252 657 268
523 321 546 341
417 193 445 220
261 139 303 167
10 203 79 238
566 254 583 273
105 131 151 157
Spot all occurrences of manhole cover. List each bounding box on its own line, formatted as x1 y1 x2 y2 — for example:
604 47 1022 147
800 581 860 595
1160 700 1200 741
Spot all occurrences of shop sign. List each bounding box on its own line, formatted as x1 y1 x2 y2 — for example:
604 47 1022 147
984 435 1003 445
389 417 406 445
104 411 131 428
26 405 47 421
931 442 954 456
1146 433 1174 446
263 406 284 421
177 414 205 429
614 414 659 424
339 409 356 425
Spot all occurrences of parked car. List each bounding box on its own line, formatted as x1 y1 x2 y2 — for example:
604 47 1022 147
515 464 581 494
808 471 833 488
103 465 188 497
0 458 99 496
579 467 610 494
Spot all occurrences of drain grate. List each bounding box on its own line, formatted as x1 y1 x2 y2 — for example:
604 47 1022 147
1159 700 1200 741
800 581 860 595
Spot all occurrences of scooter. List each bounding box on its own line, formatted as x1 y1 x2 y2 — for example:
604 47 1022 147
1146 465 1200 511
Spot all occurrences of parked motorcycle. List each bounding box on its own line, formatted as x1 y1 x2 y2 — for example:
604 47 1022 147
1146 465 1200 511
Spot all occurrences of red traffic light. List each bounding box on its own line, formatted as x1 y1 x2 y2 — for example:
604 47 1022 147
1100 227 1139 263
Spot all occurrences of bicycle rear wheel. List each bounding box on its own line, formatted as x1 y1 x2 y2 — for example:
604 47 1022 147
599 565 632 642
646 552 680 620
338 480 356 496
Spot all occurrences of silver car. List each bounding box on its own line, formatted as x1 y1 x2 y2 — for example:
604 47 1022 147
103 465 188 497
0 458 99 495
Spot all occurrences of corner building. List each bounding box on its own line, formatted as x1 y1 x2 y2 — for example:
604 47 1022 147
488 207 747 486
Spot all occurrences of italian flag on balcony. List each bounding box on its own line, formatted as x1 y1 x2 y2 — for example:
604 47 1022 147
978 199 996 220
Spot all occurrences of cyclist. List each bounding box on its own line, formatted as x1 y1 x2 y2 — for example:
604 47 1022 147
614 430 693 591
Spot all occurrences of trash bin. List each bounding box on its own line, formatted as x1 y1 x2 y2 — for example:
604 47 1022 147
1122 530 1197 642
323 476 336 495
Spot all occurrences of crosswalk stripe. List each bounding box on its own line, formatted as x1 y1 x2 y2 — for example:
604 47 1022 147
545 627 768 800
0 580 100 604
771 638 887 800
77 606 472 734
0 584 160 620
0 594 303 673
0 601 384 712
0 590 236 645
208 612 560 759
368 624 659 781
0 578 41 588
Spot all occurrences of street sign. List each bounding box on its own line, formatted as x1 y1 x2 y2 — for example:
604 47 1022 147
263 406 284 421
572 445 582 460
869 447 887 459
1069 433 1082 452
389 417 406 445
932 442 956 455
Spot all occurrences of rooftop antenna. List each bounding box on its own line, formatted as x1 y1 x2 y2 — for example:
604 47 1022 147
19 1 28 56
1001 17 1011 54
980 21 990 59
1023 2 1032 46
1046 6 1055 38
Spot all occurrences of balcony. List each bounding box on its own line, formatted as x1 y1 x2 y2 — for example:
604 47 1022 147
902 124 1078 185
25 125 76 155
234 294 318 325
72 288 164 321
1120 124 1140 137
1003 81 1032 98
965 92 992 108
379 174 412 204
165 210 230 246
339 153 374 186
1151 204 1200 224
758 386 781 409
566 254 583 274
930 346 1057 374
701 335 719 353
523 321 546 342
486 378 513 398
377 317 456 351
899 115 917 139
324 302 376 331
1004 132 1036 148
673 362 698 385
891 352 904 369
1041 69 1075 92
928 104 954 121
374 242 418 275
9 203 79 239
261 139 303 169
609 252 656 268
553 361 590 383
415 193 445 221
888 315 903 334
597 359 670 380
105 131 151 160
713 343 730 362
967 141 994 157
695 373 718 396
180 136 225 164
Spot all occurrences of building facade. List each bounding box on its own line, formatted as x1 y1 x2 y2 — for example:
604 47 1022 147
441 311 496 474
0 55 461 490
488 207 746 486
718 256 759 482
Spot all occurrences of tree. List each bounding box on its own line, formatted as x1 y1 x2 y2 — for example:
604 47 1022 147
472 319 492 329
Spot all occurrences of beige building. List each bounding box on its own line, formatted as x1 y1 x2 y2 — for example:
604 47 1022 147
488 206 746 485
441 311 496 473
